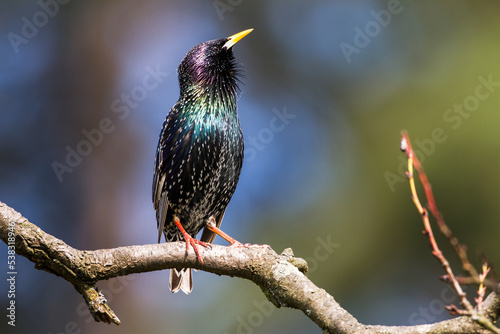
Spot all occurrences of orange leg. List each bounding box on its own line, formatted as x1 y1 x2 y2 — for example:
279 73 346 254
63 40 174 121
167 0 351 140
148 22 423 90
205 219 270 249
174 218 211 263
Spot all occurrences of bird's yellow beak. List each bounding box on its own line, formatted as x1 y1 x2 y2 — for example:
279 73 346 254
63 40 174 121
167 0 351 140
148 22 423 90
224 29 253 49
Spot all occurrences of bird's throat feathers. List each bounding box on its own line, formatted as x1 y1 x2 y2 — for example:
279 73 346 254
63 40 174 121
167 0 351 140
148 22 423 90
181 83 238 118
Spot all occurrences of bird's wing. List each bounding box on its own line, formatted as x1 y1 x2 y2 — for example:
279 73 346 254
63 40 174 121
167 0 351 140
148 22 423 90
153 142 169 243
152 103 180 242
152 108 174 211
153 102 199 242
155 192 169 243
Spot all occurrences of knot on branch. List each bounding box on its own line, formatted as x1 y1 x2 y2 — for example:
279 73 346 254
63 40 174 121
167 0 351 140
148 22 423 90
280 248 308 273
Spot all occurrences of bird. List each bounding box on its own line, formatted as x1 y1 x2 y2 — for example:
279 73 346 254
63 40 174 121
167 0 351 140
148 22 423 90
153 29 253 294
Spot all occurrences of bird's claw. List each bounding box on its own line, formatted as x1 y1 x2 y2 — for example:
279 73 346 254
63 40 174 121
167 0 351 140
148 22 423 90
184 236 211 263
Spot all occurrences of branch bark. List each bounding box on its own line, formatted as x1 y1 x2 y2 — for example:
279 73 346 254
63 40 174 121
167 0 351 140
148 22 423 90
1 201 499 333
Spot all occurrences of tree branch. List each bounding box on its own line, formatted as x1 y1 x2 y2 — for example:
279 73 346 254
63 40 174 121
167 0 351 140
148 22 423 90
1 201 499 333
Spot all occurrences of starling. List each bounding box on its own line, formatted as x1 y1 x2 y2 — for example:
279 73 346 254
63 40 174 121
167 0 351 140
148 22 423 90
153 29 253 294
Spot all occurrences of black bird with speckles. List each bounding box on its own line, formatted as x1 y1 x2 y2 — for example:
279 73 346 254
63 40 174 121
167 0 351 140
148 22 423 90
153 29 252 294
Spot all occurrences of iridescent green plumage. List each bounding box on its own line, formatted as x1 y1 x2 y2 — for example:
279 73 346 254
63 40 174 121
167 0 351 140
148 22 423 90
152 30 252 294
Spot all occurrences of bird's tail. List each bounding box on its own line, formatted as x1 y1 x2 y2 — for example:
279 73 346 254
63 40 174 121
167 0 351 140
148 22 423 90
170 268 193 294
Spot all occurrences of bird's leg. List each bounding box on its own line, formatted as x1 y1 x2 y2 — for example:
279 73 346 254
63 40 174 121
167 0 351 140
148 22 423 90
205 218 242 245
205 218 270 249
173 218 211 263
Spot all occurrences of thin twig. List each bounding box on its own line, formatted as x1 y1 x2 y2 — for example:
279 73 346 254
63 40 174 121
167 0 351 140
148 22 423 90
477 264 491 313
400 133 472 310
401 132 478 278
400 132 500 333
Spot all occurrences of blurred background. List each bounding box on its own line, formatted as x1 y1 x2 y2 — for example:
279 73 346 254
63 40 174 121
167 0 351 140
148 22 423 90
1 0 500 333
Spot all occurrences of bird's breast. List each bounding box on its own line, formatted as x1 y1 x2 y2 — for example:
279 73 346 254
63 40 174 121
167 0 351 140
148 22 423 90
162 110 244 224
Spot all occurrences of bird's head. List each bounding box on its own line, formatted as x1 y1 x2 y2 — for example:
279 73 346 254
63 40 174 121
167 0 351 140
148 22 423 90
178 29 253 97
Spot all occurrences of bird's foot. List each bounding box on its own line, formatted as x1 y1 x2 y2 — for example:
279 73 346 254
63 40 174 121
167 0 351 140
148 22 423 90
205 219 270 249
185 235 211 263
174 218 211 263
